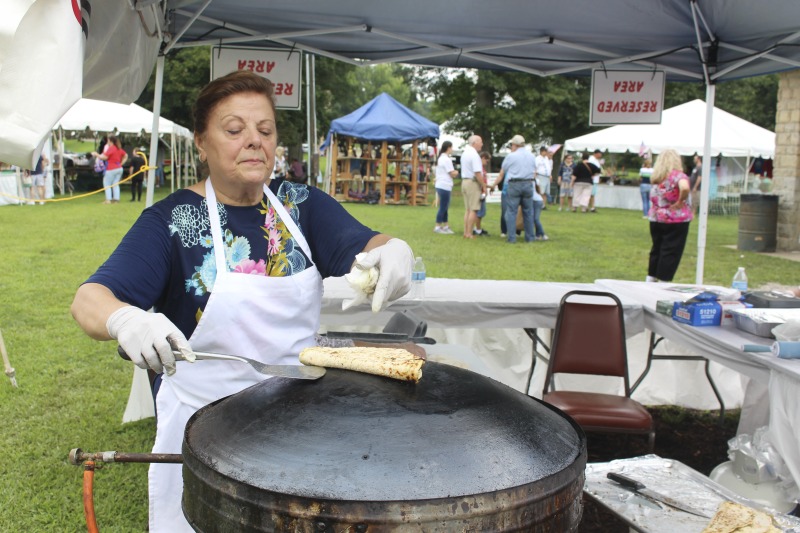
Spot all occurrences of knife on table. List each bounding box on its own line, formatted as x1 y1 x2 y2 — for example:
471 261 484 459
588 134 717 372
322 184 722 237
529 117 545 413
607 471 711 518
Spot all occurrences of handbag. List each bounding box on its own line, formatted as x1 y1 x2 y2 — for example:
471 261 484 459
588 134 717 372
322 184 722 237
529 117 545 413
94 158 107 173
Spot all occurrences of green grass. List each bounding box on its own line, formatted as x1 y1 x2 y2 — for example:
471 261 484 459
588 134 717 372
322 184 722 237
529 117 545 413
0 183 796 531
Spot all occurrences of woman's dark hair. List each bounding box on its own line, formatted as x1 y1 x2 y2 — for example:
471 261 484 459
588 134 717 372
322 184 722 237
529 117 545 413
108 135 122 149
193 70 276 135
440 141 453 153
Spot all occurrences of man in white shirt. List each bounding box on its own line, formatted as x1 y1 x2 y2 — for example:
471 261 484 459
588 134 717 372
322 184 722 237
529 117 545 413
460 135 486 239
587 149 604 213
534 146 553 207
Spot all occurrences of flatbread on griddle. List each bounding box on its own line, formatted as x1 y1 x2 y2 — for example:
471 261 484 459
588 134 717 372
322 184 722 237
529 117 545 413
702 501 779 533
299 346 424 382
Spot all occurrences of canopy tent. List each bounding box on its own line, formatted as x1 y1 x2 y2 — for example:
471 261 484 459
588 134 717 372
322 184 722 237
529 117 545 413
56 98 193 140
564 100 775 159
323 93 439 204
2 0 800 274
327 93 439 142
54 98 196 191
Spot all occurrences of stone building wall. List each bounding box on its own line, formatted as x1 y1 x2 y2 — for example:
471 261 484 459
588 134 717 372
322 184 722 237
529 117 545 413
774 70 800 251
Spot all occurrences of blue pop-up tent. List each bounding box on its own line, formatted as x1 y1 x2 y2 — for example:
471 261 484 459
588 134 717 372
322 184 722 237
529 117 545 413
322 93 439 206
325 93 440 146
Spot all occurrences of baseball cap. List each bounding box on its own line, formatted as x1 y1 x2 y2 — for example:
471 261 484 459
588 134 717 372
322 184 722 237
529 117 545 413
510 134 525 146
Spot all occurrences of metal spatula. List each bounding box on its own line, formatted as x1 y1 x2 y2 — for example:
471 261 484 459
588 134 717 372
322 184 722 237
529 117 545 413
117 346 325 380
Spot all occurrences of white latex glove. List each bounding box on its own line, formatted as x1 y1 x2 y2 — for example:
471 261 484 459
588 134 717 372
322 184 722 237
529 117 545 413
351 238 414 313
106 306 195 375
341 253 380 311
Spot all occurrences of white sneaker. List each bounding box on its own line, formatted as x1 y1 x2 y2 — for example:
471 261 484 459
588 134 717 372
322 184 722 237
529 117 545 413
434 227 444 233
540 235 549 241
442 226 454 234
501 233 507 238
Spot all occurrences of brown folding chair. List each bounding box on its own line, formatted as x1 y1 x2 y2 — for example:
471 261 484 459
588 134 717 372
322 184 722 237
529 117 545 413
542 290 655 452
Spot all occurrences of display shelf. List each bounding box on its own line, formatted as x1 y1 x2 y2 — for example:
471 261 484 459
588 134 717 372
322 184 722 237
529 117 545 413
328 136 430 206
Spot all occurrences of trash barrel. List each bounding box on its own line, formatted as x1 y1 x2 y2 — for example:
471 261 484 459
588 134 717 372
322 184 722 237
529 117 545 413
738 194 778 252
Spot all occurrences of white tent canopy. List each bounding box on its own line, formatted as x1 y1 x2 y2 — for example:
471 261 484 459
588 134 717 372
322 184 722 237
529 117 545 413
55 98 192 140
564 100 775 158
54 98 196 192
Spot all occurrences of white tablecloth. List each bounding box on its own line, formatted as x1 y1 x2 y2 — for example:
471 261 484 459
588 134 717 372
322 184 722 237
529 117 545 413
595 279 800 490
321 277 647 398
593 184 642 211
322 277 644 332
0 171 20 205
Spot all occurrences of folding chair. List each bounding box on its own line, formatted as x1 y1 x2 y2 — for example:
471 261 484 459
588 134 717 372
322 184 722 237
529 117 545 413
542 290 655 451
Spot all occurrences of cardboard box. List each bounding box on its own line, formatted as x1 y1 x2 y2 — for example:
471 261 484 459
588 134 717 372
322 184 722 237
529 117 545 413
656 300 675 316
719 301 748 326
672 299 721 326
671 291 748 327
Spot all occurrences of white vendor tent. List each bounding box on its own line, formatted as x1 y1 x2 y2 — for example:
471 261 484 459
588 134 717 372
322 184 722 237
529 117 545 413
55 98 192 140
54 99 196 191
564 100 775 158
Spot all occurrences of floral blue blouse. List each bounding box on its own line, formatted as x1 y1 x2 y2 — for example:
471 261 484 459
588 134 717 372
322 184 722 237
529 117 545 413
87 178 378 338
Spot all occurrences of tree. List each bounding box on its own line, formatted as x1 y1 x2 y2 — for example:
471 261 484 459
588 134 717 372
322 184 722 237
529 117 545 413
135 46 211 130
421 68 592 153
664 75 778 131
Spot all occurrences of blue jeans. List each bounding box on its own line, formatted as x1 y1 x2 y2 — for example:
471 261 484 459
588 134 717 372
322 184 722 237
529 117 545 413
476 197 487 219
103 167 123 201
500 191 508 234
533 199 545 237
435 188 451 224
640 183 651 216
504 180 534 243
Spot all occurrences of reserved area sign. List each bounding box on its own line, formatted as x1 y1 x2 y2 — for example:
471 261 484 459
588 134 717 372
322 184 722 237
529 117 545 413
211 47 302 110
590 70 665 125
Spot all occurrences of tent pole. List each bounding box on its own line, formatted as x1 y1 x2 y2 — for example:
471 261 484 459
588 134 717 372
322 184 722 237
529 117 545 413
170 130 176 193
57 127 65 195
146 55 166 208
695 84 715 285
305 52 315 186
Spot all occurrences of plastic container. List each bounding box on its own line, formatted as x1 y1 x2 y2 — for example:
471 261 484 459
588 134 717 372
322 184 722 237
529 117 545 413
744 291 800 309
732 267 748 292
411 256 426 300
709 461 796 513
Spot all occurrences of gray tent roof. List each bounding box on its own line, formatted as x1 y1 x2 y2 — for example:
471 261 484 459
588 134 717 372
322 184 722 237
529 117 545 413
167 0 800 83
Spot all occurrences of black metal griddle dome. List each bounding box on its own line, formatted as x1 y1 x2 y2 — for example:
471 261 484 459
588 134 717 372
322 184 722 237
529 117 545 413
183 361 586 532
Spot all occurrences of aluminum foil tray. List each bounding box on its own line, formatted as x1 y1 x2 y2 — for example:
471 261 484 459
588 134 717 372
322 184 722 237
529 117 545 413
730 308 800 339
584 455 800 533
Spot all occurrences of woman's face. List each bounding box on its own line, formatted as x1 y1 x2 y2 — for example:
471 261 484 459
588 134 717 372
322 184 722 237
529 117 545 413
195 92 277 190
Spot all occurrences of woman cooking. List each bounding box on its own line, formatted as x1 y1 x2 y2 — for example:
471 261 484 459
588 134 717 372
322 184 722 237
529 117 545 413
71 70 414 532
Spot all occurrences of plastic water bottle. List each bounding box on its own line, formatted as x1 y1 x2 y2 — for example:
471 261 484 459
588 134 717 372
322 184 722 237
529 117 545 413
411 256 426 300
732 267 748 292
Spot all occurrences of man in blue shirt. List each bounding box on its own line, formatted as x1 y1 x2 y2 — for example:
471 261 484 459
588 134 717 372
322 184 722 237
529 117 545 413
495 135 536 243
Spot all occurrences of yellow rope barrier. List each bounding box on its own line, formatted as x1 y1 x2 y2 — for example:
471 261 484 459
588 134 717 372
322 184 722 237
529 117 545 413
0 151 156 204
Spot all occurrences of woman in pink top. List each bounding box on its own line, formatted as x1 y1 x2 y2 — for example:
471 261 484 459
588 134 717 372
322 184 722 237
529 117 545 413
92 135 128 204
647 149 692 282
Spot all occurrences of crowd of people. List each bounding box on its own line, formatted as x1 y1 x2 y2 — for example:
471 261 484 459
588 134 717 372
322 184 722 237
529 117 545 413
432 138 700 281
434 137 608 243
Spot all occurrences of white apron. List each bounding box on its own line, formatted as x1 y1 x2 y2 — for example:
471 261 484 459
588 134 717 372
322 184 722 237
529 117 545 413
148 180 323 532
